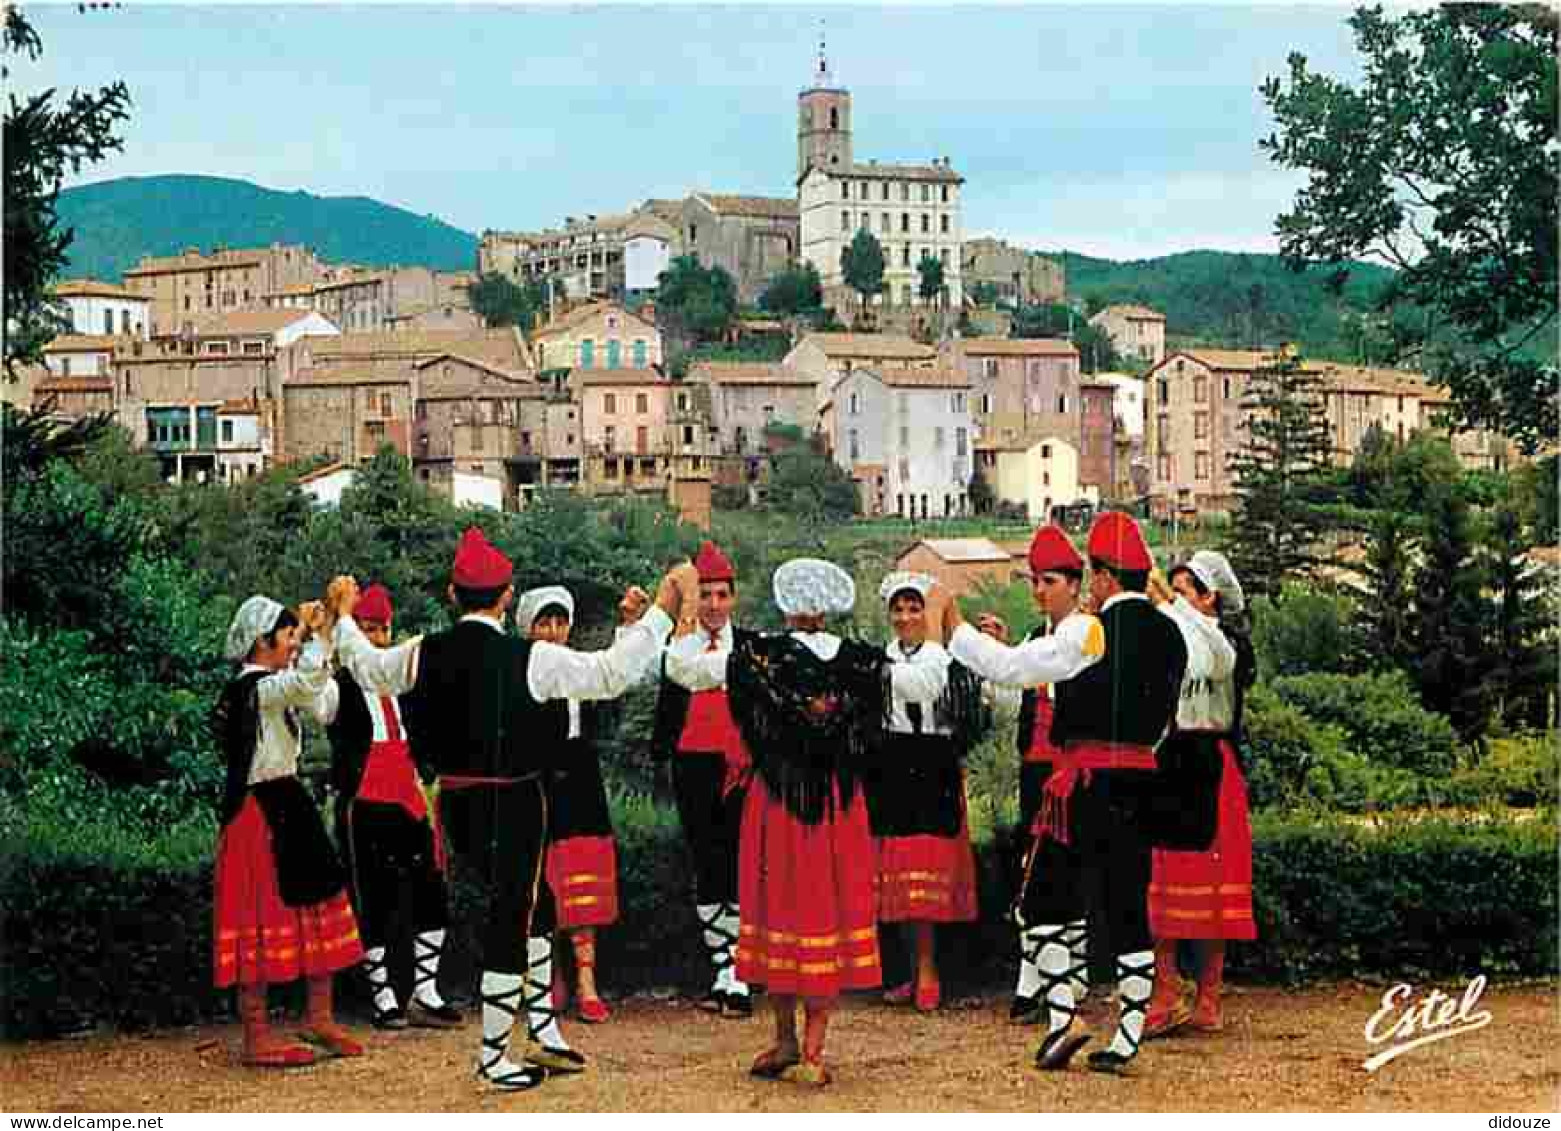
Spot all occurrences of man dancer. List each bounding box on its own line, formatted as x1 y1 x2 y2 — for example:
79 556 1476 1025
329 528 687 1091
944 511 1186 1075
653 540 753 1017
315 583 459 1032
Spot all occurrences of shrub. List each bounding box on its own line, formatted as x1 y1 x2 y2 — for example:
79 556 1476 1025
1270 670 1460 777
1440 733 1560 809
1249 584 1362 678
1242 683 1353 809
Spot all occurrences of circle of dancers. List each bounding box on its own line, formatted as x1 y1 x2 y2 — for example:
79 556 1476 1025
212 510 1256 1089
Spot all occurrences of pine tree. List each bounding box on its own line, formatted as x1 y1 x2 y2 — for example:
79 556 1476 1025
1484 498 1556 731
1224 349 1336 598
839 230 885 320
1412 485 1494 747
1361 508 1417 673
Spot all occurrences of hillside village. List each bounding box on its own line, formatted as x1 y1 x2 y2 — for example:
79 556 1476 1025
9 42 1520 529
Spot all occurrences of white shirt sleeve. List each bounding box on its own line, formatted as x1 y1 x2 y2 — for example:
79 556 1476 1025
333 615 421 697
257 637 336 711
890 642 950 703
1161 597 1235 682
947 616 1102 689
529 605 674 703
663 627 730 692
308 675 341 726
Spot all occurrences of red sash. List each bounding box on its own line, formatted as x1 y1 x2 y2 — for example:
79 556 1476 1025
355 696 427 821
679 686 752 799
1034 740 1157 845
1023 693 1059 765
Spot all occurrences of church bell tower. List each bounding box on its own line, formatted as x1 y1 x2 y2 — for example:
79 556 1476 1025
797 26 852 180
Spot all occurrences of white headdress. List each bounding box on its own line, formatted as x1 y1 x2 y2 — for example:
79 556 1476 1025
1182 550 1245 613
878 571 935 606
773 558 856 617
514 585 575 634
225 595 285 662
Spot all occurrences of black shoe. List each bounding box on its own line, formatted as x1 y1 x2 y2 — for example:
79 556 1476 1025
477 1061 548 1092
371 1003 409 1031
530 1044 588 1074
1086 1049 1136 1075
409 997 463 1029
1009 994 1042 1024
1034 1028 1091 1071
696 989 726 1014
722 990 754 1018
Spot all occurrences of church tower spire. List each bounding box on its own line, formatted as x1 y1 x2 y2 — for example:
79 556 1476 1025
814 21 834 88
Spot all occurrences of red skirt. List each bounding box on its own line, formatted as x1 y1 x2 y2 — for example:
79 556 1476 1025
545 835 619 928
736 779 882 999
213 794 365 988
1148 740 1256 941
876 796 979 923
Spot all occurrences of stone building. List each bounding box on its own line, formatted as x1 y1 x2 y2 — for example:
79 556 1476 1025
54 280 151 339
413 355 549 506
977 434 1085 521
1144 348 1515 515
960 238 1065 307
574 368 713 497
795 42 965 312
123 244 326 337
679 194 799 304
784 331 938 412
687 360 816 456
310 266 476 333
825 365 973 518
531 302 661 373
893 538 1021 599
1089 304 1167 367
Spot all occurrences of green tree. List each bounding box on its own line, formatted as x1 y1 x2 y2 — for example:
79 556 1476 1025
656 255 737 343
1484 498 1555 731
758 262 822 316
1412 484 1493 746
3 7 131 379
1261 4 1559 452
839 229 885 317
1360 508 1417 673
968 280 1001 307
466 271 547 331
766 446 859 524
1224 350 1337 597
916 254 945 307
966 461 995 516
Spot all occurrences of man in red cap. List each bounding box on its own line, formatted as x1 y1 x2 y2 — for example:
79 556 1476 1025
311 584 457 1033
944 526 1104 1038
652 539 755 1017
943 511 1187 1075
328 529 693 1092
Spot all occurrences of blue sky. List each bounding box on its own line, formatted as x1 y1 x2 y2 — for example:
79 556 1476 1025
20 2 1367 260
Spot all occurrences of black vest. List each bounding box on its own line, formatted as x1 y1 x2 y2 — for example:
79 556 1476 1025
1051 597 1187 749
400 620 548 779
649 626 756 761
325 668 374 800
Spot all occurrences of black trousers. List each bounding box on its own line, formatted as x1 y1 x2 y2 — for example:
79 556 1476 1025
548 742 613 843
339 799 449 950
671 751 745 905
440 779 553 975
1018 768 1155 956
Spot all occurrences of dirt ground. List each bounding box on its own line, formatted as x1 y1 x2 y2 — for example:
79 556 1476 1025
3 982 1557 1113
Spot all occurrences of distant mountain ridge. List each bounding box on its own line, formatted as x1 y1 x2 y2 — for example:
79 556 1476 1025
57 174 479 282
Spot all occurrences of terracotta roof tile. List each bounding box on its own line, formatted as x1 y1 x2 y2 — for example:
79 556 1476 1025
1096 304 1165 321
287 365 416 387
573 368 670 387
54 279 146 301
798 332 937 360
693 194 799 219
36 377 112 393
185 308 324 337
955 337 1079 358
905 537 1011 563
842 162 963 183
876 367 972 389
688 361 813 386
43 334 121 352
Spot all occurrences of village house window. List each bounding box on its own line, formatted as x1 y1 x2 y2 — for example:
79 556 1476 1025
1194 376 1208 403
899 392 909 413
956 427 967 456
604 425 616 452
1157 415 1171 450
934 427 945 450
1195 412 1209 440
683 425 695 446
920 185 930 202
581 339 595 367
900 457 910 482
900 212 910 233
849 392 860 415
243 341 264 356
901 246 911 267
1159 453 1172 481
860 213 870 231
1196 452 1211 480
940 215 950 235
1157 377 1169 404
1057 394 1069 414
382 392 394 415
636 393 648 414
849 429 860 460
61 358 71 377
1225 378 1232 399
841 211 851 233
900 424 909 448
881 213 891 234
921 214 930 234
366 421 386 442
633 339 647 367
604 393 616 414
952 392 966 413
416 401 427 421
677 392 689 412
881 183 889 201
636 425 648 452
940 248 949 266
841 182 850 201
183 296 191 311
103 311 114 334
980 393 993 415
941 185 950 203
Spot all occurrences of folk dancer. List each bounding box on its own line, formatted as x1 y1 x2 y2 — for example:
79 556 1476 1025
211 597 365 1068
945 511 1187 1074
983 526 1097 1024
868 571 984 1012
314 583 459 1032
516 585 620 1025
654 540 754 1017
1144 550 1257 1036
726 559 889 1086
327 529 685 1091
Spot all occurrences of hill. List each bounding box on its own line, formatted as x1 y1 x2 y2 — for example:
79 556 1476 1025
1055 248 1400 364
56 174 479 281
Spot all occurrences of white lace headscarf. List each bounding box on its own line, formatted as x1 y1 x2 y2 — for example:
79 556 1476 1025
773 558 856 618
514 585 574 635
224 595 285 662
1182 550 1245 613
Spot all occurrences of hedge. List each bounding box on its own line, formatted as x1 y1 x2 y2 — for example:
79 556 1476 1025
3 795 1554 1038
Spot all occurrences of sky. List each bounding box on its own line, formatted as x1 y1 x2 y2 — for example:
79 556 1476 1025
17 1 1371 261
